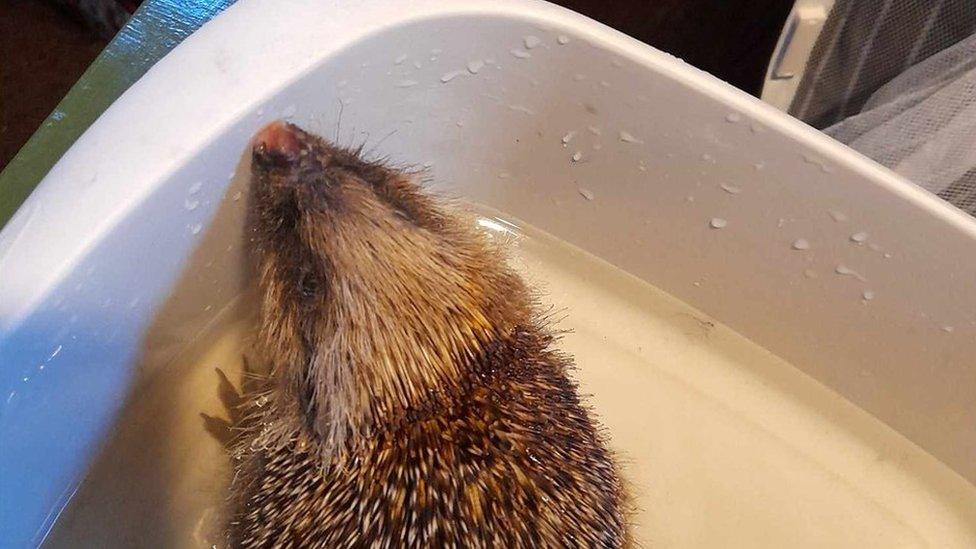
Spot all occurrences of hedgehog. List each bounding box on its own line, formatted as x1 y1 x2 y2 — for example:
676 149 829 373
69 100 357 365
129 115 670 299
226 120 626 547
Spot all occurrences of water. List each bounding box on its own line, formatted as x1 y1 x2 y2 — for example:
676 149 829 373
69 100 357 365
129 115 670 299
440 70 464 83
45 211 976 547
719 182 742 195
618 131 643 144
791 238 811 251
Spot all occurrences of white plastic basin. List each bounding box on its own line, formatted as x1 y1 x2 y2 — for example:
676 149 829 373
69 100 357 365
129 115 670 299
1 0 975 546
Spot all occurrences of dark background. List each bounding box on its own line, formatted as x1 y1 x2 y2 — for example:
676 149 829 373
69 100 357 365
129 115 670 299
0 0 794 169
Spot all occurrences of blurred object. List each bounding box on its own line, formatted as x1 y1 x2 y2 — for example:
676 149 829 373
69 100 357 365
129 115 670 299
765 0 976 216
0 0 233 219
50 0 140 38
0 0 109 170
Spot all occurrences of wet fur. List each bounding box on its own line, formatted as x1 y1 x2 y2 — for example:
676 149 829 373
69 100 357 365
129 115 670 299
229 122 626 547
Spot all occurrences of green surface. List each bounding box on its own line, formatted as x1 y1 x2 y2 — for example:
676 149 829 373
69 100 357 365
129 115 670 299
0 0 235 228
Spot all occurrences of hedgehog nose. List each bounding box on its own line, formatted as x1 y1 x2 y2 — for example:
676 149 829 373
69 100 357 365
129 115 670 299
253 120 302 167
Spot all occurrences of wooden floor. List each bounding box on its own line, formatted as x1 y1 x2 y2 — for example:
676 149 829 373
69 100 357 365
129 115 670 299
0 0 793 170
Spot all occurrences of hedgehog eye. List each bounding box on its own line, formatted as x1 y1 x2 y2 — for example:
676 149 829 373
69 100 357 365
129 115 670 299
298 272 319 300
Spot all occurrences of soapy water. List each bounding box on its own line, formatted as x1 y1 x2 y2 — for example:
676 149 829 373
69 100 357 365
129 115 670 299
44 208 976 547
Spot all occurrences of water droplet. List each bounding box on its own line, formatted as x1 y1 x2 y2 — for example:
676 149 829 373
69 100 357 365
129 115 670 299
22 377 29 383
508 105 535 115
466 60 485 74
720 183 741 195
859 369 873 377
686 195 695 202
804 269 818 279
184 197 199 211
396 80 419 88
413 60 422 69
849 231 868 244
455 120 464 127
394 53 408 65
188 181 203 194
587 126 602 136
709 217 728 229
692 280 702 287
868 243 882 252
48 345 63 361
701 153 715 164
791 238 810 250
725 112 742 123
337 80 348 89
523 35 542 49
497 172 510 179
618 131 643 144
510 49 531 59
638 160 647 171
255 395 270 407
281 104 297 118
828 210 848 222
227 170 235 180
440 70 465 83
190 223 203 235
560 131 577 146
571 151 583 162
256 108 264 116
835 264 866 281
572 73 586 81
802 153 831 172
883 252 893 259
862 290 875 301
557 35 570 45
753 162 765 171
578 187 595 201
942 325 955 333
599 80 611 88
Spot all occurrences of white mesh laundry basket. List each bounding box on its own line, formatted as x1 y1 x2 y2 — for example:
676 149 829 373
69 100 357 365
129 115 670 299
776 0 976 215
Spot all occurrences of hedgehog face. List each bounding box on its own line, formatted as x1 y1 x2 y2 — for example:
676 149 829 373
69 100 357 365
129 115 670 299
248 122 529 449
